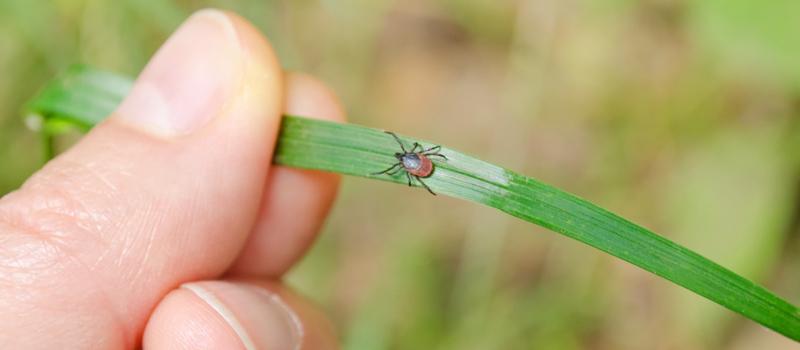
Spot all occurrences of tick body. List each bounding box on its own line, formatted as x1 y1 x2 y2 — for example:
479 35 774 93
402 153 433 177
372 131 448 195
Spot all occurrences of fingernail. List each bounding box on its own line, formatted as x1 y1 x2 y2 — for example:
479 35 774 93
182 282 303 350
114 9 242 136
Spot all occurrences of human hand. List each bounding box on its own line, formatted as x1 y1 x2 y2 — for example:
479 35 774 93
0 9 342 349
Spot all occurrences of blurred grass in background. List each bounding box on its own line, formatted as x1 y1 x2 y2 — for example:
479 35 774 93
2 0 800 349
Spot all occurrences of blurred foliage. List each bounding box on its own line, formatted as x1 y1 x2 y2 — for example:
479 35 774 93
2 0 800 349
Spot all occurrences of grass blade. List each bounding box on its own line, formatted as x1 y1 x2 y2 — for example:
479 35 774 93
25 65 800 340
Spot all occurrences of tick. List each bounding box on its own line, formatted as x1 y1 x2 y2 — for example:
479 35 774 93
372 131 448 195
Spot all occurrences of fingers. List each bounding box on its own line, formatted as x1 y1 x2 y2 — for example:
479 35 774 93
144 280 337 350
0 9 283 347
228 73 345 277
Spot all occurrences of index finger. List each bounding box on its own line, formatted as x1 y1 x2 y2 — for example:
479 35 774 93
228 72 346 277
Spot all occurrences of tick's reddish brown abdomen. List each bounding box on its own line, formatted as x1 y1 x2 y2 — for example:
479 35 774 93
407 153 434 177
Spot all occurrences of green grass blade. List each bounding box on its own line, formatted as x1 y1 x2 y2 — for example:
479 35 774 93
25 64 133 131
24 65 800 341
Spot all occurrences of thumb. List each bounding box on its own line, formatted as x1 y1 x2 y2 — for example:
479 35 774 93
0 9 282 348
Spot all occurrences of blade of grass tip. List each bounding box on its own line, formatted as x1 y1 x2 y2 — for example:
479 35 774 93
24 64 800 341
25 64 133 131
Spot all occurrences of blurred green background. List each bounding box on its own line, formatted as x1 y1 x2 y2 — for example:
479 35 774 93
2 0 800 349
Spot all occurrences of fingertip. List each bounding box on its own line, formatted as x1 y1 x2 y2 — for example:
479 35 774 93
249 280 339 350
283 72 347 123
144 288 245 349
144 281 338 350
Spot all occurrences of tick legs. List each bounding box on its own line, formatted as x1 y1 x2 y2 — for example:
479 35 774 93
375 163 437 195
372 162 402 175
422 145 448 160
385 132 445 161
414 176 436 195
385 131 408 153
422 145 441 153
406 172 437 195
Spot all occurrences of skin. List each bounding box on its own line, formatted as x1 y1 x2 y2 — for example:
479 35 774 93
0 10 340 349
